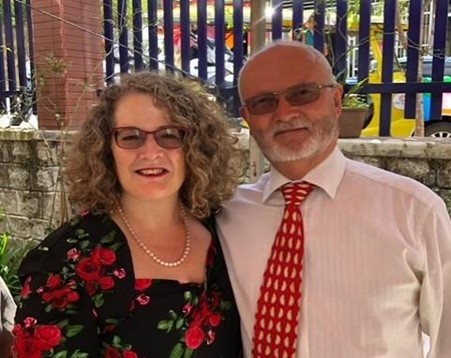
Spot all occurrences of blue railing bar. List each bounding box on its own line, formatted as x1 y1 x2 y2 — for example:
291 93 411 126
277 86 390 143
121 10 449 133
118 0 129 73
180 0 191 74
103 0 115 83
292 0 304 36
272 0 283 40
430 0 449 119
26 0 37 113
379 0 397 136
233 0 244 86
231 0 244 117
3 0 17 90
313 2 326 55
196 0 208 80
148 0 159 71
14 1 27 88
0 14 6 95
214 0 225 85
163 0 175 72
404 0 422 118
357 0 371 82
344 82 451 94
334 0 348 82
132 0 144 71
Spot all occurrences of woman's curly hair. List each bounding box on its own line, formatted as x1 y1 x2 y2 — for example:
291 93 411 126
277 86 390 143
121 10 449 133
64 72 243 218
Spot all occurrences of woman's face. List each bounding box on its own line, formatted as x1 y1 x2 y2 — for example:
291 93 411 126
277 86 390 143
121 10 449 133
111 92 186 204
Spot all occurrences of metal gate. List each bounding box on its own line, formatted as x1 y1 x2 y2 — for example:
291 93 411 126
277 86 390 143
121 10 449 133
2 1 451 135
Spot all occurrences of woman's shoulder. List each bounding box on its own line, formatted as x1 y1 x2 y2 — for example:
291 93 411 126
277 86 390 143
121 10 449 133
18 211 121 277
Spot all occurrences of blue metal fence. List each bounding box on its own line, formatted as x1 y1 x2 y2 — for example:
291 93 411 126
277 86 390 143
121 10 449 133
0 0 35 122
2 1 451 135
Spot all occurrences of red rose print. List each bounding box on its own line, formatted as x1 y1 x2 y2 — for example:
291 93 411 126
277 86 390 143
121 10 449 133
209 291 220 306
92 247 116 265
12 324 23 336
34 325 62 350
134 278 152 291
185 325 205 349
42 286 80 309
23 317 37 328
136 293 150 306
46 274 62 290
208 313 222 327
105 346 122 358
206 329 216 345
67 248 81 261
76 258 103 281
85 281 97 296
124 350 138 358
21 277 32 299
182 303 193 316
13 336 44 358
113 268 126 279
99 276 115 290
13 322 62 358
192 301 210 322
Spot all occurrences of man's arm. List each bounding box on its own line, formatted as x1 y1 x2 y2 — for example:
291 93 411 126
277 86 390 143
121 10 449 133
419 200 451 357
0 276 16 358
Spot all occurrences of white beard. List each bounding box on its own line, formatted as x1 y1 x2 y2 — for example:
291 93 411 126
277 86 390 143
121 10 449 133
252 115 338 163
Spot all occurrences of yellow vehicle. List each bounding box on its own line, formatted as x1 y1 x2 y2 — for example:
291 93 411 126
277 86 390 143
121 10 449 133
360 25 451 138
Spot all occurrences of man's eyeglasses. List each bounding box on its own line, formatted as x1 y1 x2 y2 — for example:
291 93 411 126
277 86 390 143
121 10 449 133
111 125 188 149
244 83 337 115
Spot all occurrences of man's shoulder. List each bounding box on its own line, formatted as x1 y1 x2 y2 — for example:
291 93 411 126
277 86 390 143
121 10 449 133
345 158 440 202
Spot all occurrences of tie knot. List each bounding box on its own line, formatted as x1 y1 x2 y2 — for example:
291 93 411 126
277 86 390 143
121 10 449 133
281 182 315 206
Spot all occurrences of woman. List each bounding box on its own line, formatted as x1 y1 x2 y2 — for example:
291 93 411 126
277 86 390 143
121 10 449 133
13 72 243 357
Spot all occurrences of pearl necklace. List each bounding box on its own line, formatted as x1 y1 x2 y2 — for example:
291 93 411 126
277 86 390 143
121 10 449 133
116 203 191 268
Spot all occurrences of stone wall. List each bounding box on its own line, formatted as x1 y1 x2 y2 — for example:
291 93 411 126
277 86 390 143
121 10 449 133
0 129 72 243
1 128 451 242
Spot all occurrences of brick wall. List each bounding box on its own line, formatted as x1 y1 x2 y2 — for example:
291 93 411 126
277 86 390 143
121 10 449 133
32 0 103 129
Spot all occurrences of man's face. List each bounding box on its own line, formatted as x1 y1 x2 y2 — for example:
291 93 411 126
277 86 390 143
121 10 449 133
240 46 342 165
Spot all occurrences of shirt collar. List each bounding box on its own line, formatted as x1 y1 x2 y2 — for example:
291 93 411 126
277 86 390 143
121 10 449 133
262 147 346 203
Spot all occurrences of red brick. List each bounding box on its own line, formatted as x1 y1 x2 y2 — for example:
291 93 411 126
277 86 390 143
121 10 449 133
32 0 103 129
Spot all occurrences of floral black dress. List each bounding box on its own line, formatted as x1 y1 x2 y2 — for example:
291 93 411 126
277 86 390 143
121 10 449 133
13 212 242 358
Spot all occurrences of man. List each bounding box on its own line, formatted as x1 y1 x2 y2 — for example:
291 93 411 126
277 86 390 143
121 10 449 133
0 276 15 358
217 40 451 357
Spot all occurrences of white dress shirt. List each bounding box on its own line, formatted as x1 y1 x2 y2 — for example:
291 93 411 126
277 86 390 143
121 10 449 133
217 147 451 358
0 276 15 333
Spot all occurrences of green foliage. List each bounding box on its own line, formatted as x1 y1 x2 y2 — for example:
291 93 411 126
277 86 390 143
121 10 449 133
110 0 149 28
0 209 37 303
342 78 370 109
342 94 370 109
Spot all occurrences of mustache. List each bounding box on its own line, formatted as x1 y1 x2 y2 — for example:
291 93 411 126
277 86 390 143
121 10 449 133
270 119 313 135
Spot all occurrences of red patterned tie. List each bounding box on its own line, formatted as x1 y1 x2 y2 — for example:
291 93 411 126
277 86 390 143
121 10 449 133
252 182 315 357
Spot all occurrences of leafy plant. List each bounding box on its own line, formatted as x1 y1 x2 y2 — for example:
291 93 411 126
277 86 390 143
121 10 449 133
0 209 37 303
342 78 371 109
342 94 370 108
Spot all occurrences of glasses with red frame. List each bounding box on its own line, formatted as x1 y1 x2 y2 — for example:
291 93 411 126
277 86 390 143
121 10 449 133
111 125 188 149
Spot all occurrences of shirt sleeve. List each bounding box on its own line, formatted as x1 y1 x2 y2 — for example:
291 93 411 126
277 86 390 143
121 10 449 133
13 253 100 357
0 276 16 332
419 199 451 357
